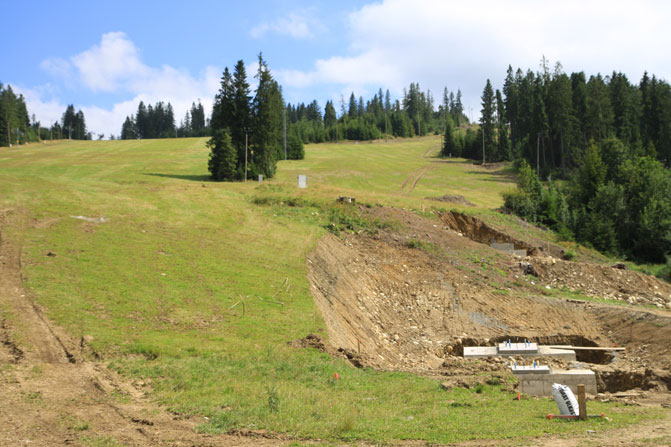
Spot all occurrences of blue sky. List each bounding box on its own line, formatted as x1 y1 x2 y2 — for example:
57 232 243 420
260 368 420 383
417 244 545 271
3 0 671 137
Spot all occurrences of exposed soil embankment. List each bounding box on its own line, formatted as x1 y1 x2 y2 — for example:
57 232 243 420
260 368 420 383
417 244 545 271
306 206 671 395
440 210 554 256
307 232 602 371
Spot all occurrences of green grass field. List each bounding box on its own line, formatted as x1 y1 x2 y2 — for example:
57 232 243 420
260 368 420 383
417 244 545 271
0 137 664 443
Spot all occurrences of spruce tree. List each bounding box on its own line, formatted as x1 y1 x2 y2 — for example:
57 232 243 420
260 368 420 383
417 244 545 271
441 119 455 157
207 130 237 180
231 60 252 175
251 54 283 178
480 79 495 164
495 89 509 161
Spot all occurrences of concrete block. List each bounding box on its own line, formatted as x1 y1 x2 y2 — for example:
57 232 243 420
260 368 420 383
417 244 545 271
463 346 497 358
463 345 576 361
517 369 597 396
498 342 538 355
512 365 550 374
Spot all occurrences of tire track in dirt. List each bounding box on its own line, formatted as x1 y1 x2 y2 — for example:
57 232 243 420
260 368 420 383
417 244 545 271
399 164 438 194
0 209 288 446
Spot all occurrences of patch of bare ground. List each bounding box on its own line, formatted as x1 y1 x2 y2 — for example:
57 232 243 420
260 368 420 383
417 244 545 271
306 206 671 402
426 194 475 206
0 209 288 446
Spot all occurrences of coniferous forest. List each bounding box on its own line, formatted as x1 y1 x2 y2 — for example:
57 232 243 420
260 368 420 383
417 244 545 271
1 83 91 145
468 61 671 265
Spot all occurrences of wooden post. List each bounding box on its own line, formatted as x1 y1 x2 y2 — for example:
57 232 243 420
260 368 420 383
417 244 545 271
578 384 587 420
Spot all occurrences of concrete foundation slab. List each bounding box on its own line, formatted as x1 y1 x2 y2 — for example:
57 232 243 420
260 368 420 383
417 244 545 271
463 345 576 361
498 342 538 354
512 365 550 374
463 346 497 357
516 369 597 396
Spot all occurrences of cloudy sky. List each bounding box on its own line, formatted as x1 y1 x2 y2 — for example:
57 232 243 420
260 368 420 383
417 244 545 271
3 0 671 138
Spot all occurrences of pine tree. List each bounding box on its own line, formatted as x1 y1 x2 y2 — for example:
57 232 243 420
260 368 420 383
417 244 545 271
324 100 337 140
480 79 495 164
547 64 573 175
495 89 509 161
135 102 147 139
455 90 463 124
441 119 455 157
231 60 252 173
207 130 237 180
121 116 136 139
251 54 284 178
62 105 77 139
585 74 614 141
348 93 357 118
211 68 234 132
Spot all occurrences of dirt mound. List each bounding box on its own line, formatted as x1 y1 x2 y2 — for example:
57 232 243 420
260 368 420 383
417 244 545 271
426 194 475 206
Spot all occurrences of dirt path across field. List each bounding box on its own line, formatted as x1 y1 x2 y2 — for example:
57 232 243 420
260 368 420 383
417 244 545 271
398 163 439 194
0 209 288 447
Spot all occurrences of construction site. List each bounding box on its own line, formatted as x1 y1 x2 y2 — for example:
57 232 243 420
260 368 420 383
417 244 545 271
307 206 671 404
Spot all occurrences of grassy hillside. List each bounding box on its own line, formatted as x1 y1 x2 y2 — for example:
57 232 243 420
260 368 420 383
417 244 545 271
0 137 661 443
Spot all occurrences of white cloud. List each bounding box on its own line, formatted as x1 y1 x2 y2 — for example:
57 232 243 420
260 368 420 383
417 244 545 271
251 11 324 39
71 31 148 92
278 0 671 116
40 58 73 80
31 32 226 137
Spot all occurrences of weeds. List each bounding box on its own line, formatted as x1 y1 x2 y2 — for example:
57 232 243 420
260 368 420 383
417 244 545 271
266 384 280 413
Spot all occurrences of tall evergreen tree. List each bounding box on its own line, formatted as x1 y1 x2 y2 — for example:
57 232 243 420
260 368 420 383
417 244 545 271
231 59 252 173
211 67 234 132
480 79 496 163
207 130 237 180
251 54 284 177
495 89 509 161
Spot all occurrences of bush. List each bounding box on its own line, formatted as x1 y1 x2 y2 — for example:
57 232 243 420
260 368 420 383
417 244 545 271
657 258 671 283
502 190 537 222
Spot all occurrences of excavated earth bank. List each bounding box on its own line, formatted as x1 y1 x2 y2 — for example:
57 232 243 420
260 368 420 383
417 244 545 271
306 207 671 396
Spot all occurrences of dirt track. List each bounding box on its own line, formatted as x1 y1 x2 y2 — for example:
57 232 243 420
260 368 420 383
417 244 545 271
0 209 286 447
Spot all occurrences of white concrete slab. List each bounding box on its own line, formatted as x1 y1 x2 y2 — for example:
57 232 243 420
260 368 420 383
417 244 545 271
498 342 538 355
518 369 597 396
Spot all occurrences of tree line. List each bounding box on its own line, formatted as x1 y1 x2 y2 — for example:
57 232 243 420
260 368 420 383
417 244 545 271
120 100 211 140
1 83 37 146
475 61 671 264
207 55 304 181
1 83 94 146
286 85 467 144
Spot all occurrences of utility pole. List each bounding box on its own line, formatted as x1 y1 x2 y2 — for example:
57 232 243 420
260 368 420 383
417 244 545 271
244 130 248 182
68 125 72 140
283 105 287 160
